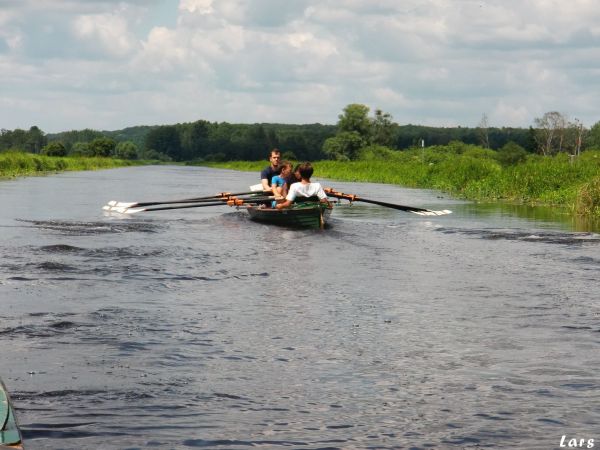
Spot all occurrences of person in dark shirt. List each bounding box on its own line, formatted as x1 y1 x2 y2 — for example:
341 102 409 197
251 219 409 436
260 149 282 190
284 163 301 189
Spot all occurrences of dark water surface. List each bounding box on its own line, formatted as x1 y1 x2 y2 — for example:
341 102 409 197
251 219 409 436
1 166 598 449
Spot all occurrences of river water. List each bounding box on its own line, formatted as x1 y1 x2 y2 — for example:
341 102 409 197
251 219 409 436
0 166 598 450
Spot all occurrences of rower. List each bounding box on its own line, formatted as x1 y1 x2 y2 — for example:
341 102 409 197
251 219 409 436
276 162 330 209
260 149 282 191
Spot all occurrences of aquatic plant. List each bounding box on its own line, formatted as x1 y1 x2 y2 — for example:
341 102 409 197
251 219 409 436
0 150 135 178
575 177 600 216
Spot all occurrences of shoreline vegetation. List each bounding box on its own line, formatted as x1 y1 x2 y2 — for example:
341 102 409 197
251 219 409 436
3 147 600 220
3 101 600 221
0 150 139 178
196 143 600 218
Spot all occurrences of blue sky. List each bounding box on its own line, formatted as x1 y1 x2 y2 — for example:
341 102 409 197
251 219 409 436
1 0 599 133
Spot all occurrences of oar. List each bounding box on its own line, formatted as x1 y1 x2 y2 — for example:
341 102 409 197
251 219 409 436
112 197 274 214
324 188 452 216
104 190 266 210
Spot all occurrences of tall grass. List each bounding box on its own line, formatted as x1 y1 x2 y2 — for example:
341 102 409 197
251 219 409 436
0 150 136 178
202 148 600 216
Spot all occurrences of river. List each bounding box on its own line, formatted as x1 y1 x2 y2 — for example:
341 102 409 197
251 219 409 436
1 165 598 449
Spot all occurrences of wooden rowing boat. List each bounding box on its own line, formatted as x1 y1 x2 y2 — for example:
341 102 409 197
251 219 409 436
0 380 23 450
246 201 333 229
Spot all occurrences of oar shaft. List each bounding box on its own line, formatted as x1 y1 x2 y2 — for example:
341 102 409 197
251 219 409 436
130 197 274 213
324 187 450 215
114 191 268 208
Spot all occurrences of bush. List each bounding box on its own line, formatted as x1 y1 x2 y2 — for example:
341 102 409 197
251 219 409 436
41 142 67 157
496 142 528 166
575 177 600 216
89 137 116 157
70 142 92 157
113 141 138 159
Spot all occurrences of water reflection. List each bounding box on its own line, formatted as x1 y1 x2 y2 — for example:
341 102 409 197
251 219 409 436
453 202 600 232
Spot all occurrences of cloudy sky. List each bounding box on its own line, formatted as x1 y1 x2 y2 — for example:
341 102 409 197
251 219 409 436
1 0 599 133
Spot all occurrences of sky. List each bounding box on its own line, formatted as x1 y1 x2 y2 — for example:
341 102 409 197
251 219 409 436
1 0 599 133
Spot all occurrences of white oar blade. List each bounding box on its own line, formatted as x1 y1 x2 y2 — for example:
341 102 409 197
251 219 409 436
103 205 145 214
110 201 138 208
411 209 452 216
122 207 146 214
104 200 138 210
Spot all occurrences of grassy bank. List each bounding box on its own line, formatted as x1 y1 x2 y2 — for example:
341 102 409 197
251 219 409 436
199 146 600 216
0 150 139 178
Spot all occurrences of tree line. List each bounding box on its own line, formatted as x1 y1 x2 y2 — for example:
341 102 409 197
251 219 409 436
2 105 600 162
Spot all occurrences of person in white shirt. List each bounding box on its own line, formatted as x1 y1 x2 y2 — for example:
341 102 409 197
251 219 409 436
276 162 330 209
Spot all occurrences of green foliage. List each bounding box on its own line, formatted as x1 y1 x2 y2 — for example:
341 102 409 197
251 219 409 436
0 150 134 177
113 141 138 159
323 131 365 160
575 177 600 216
89 137 116 157
496 141 528 166
281 150 297 161
370 109 395 147
41 142 67 157
70 142 92 157
587 121 600 149
337 104 371 136
46 128 104 151
357 144 403 161
326 104 397 160
145 125 182 160
0 126 47 153
140 148 172 162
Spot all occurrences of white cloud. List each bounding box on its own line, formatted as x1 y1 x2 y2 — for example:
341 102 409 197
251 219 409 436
72 13 137 57
179 0 214 15
1 0 600 132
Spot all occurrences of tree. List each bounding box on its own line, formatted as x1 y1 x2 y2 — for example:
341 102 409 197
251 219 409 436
113 141 138 159
370 109 395 147
496 141 528 166
180 120 209 160
70 142 92 156
145 126 182 160
89 137 116 157
322 131 364 160
477 113 490 148
533 111 567 155
587 121 600 150
41 142 67 157
338 104 371 137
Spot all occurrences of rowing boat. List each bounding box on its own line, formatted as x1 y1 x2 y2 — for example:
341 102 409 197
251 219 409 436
246 201 333 229
0 380 23 450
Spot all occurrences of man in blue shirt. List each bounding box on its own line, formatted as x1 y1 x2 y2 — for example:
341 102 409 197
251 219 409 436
260 149 282 190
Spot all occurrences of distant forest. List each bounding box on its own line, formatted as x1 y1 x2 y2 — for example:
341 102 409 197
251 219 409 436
2 105 598 161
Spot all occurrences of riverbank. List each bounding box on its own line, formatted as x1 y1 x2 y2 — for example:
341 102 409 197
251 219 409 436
0 151 139 178
198 147 600 217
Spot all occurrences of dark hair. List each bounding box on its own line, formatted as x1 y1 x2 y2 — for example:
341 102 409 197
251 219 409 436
270 149 281 158
297 162 313 180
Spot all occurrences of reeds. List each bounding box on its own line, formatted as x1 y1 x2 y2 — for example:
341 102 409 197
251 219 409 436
203 148 600 216
0 150 135 178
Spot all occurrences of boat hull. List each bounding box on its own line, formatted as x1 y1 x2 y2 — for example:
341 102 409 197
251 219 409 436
0 380 23 450
246 202 332 229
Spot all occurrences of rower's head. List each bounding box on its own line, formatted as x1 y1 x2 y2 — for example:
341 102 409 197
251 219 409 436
269 149 281 168
297 162 314 180
280 161 292 176
293 164 302 180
